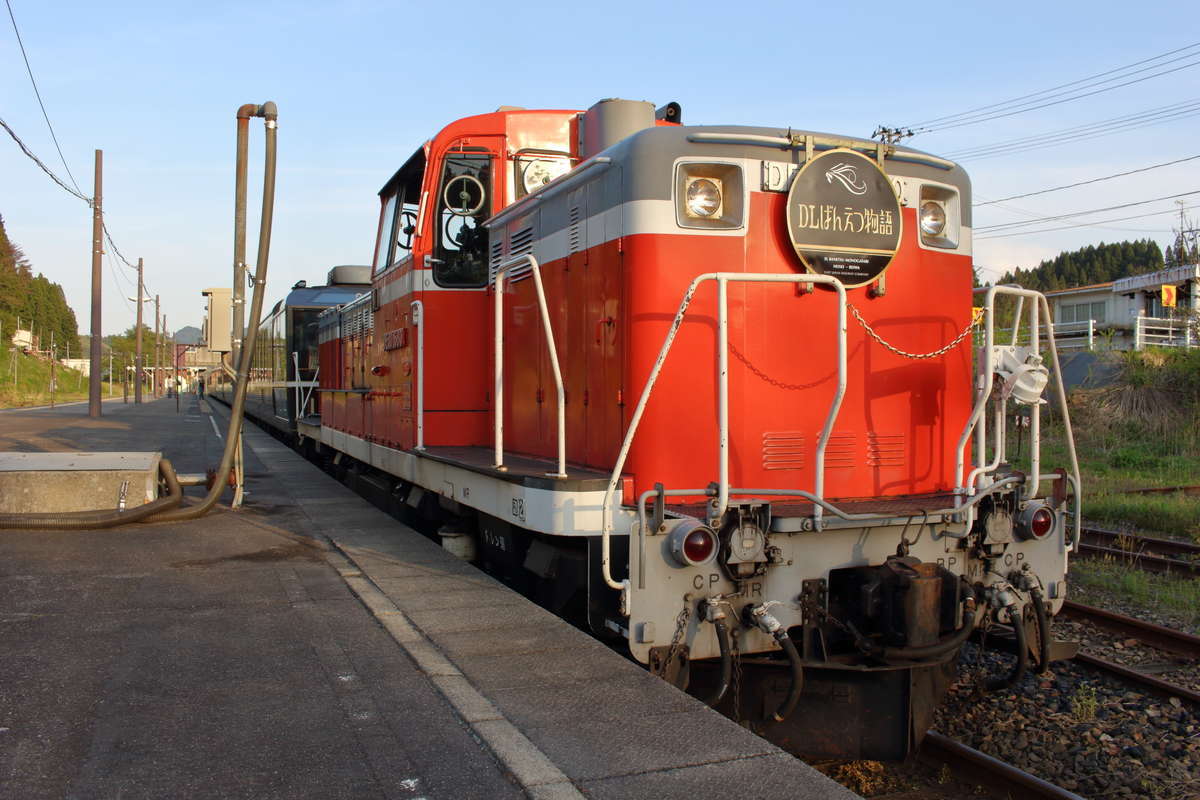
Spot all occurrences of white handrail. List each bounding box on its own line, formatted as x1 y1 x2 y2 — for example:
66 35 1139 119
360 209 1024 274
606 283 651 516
954 286 1082 543
600 272 848 594
411 300 424 450
492 254 567 478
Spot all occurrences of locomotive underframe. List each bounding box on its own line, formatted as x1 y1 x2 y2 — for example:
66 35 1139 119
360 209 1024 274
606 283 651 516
289 424 1070 761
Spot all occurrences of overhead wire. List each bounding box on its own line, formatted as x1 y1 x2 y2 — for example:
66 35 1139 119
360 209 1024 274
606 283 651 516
5 0 83 196
905 41 1200 129
904 43 1200 132
976 190 1200 232
975 154 1200 205
946 99 1200 160
0 116 91 203
976 204 1199 240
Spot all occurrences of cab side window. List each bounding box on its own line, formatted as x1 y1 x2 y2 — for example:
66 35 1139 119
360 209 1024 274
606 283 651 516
434 153 491 287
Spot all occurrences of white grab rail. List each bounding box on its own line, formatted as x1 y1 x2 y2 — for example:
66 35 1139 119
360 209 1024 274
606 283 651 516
411 300 425 450
493 254 567 479
599 272 848 593
955 285 1082 544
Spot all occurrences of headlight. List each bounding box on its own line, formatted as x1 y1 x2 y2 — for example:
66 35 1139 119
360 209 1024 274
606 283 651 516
675 162 744 230
920 201 946 236
918 184 960 249
685 177 723 218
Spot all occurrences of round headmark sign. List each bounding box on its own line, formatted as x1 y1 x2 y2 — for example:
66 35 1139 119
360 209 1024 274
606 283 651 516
785 149 902 288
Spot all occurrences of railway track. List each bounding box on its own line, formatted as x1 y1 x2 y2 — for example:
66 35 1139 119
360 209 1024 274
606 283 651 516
917 732 1086 800
1076 525 1200 576
1062 600 1200 705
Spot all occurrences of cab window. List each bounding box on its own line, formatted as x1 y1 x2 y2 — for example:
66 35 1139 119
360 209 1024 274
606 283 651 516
434 153 491 287
374 150 426 275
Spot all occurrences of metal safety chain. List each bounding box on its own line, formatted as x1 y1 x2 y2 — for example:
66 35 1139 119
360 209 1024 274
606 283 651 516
848 302 980 360
655 601 692 682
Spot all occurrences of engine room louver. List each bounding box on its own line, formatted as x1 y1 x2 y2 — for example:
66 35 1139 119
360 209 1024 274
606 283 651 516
490 225 535 284
867 433 905 468
341 295 373 338
568 205 582 254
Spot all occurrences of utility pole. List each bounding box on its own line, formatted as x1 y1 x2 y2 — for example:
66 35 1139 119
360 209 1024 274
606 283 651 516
89 149 103 417
49 331 56 409
135 258 144 404
108 348 113 397
154 294 160 398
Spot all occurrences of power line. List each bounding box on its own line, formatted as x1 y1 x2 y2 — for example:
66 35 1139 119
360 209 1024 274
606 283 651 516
975 154 1200 206
4 0 83 196
0 115 91 202
976 204 1199 240
903 42 1200 132
946 98 1200 160
976 190 1200 232
1 115 153 297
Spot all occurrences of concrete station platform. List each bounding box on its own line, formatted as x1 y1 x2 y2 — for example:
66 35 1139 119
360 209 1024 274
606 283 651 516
0 396 859 799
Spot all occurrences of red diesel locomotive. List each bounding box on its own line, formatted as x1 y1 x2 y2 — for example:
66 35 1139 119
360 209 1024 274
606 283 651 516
287 99 1081 759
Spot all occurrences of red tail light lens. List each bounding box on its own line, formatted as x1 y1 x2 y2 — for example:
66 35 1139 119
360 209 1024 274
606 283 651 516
683 528 716 564
1031 508 1054 539
668 521 718 567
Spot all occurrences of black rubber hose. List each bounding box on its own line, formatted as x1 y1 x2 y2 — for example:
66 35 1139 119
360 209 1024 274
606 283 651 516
882 606 978 661
771 630 804 722
702 617 732 707
0 457 182 529
986 603 1029 691
1031 589 1052 674
880 580 979 662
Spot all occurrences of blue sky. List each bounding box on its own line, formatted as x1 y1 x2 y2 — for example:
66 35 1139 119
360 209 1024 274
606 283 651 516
3 0 1198 335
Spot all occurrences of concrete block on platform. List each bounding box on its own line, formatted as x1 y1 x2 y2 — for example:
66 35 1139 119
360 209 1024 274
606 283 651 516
0 451 159 513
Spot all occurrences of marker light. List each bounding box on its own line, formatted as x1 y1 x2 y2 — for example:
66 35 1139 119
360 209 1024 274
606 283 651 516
1016 501 1057 541
1030 507 1054 539
919 201 946 236
668 520 718 566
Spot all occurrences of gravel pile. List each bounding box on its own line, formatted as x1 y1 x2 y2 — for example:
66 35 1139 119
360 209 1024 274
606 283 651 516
933 643 1200 799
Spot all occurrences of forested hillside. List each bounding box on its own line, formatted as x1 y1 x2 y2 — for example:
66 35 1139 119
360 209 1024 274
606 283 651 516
0 214 80 353
995 239 1163 291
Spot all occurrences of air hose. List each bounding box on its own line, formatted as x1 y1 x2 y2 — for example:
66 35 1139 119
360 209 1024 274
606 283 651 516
772 630 804 722
985 602 1029 691
1030 588 1052 674
746 603 804 723
702 616 732 707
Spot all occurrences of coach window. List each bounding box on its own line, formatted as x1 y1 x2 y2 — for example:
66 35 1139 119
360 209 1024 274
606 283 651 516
434 152 491 287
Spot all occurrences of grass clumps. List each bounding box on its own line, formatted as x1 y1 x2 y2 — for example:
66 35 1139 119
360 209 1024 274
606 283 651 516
1033 348 1200 538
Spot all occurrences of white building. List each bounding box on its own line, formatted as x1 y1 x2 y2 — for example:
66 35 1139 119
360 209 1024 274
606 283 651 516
1042 264 1198 350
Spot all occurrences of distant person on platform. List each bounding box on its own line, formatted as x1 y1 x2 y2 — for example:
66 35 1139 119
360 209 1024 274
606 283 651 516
198 377 205 397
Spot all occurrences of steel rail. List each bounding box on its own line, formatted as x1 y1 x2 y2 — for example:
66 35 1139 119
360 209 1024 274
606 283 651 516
1073 651 1200 706
1076 526 1200 576
920 731 1087 800
1061 601 1200 657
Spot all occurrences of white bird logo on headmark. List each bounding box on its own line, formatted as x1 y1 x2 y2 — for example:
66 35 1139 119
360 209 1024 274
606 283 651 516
825 163 868 196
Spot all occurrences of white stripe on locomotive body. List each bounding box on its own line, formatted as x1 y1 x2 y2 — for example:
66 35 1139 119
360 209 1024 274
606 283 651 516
319 425 625 537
